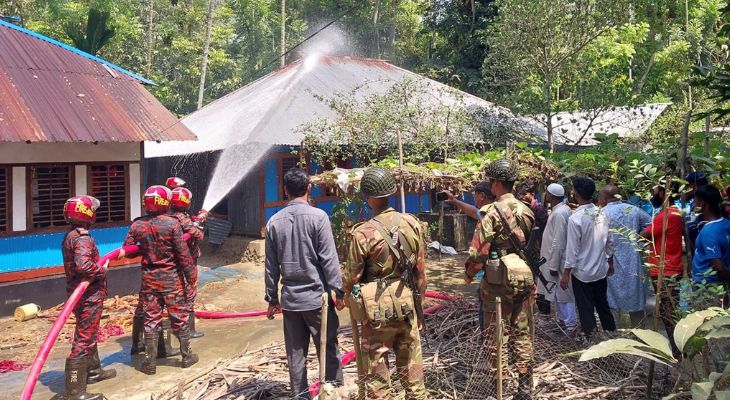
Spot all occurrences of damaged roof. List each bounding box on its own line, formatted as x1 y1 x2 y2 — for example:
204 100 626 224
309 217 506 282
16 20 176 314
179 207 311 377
0 20 196 143
145 55 540 157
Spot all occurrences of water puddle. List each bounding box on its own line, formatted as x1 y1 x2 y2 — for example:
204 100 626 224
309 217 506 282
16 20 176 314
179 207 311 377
197 266 243 287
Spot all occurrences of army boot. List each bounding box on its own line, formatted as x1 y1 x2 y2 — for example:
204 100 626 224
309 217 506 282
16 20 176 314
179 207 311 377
515 373 533 400
130 315 145 355
157 318 181 358
140 333 158 375
189 311 204 339
64 357 103 400
86 346 116 384
177 330 199 368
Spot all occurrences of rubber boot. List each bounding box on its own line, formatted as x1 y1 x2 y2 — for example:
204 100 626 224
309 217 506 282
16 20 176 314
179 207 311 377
140 333 158 375
515 373 533 400
130 316 145 355
189 311 204 339
86 347 116 384
177 330 199 368
64 357 103 400
157 318 180 358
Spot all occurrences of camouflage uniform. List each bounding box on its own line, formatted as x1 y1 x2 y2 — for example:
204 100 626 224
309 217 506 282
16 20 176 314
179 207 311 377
124 215 194 335
62 227 106 359
171 211 204 312
465 193 536 377
345 208 428 400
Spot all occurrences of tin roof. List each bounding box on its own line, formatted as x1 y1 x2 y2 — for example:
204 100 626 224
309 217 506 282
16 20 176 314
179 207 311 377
0 20 196 143
145 55 539 157
525 103 671 146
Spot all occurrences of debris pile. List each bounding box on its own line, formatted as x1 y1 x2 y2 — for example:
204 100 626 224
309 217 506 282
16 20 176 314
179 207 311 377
155 298 670 399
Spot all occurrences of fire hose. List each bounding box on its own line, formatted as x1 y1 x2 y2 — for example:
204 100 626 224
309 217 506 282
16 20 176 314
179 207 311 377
20 237 455 400
21 233 192 400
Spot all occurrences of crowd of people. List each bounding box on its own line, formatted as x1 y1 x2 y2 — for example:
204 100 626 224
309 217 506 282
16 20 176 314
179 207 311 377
58 160 730 400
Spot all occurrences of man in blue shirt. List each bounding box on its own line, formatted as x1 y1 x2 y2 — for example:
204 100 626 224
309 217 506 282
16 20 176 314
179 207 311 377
692 185 730 287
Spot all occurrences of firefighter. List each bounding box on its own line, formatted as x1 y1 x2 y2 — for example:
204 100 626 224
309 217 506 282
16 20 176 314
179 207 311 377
61 196 116 400
120 185 198 375
170 185 205 338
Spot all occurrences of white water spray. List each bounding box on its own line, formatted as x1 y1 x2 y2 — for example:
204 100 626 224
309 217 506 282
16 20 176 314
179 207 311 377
200 25 354 212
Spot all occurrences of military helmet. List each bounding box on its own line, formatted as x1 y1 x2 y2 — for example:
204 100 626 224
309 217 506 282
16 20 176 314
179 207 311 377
360 167 397 198
485 158 518 182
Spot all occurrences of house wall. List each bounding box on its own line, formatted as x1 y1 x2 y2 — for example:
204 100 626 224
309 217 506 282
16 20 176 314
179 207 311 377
0 142 143 282
0 142 140 163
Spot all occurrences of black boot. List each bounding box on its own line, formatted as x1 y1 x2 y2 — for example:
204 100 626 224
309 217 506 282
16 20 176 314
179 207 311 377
130 316 145 355
64 358 103 400
86 347 116 384
177 330 199 368
157 318 181 358
140 333 158 375
189 311 204 339
515 373 533 400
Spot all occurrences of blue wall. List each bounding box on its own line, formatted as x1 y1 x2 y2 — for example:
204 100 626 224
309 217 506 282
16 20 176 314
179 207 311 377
262 149 432 224
0 226 130 274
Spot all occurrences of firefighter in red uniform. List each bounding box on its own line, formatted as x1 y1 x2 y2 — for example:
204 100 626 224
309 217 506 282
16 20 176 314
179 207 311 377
120 185 198 375
61 196 116 400
169 184 206 338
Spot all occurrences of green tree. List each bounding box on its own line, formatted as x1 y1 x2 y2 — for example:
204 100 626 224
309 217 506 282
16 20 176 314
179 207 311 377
64 7 115 55
482 0 630 151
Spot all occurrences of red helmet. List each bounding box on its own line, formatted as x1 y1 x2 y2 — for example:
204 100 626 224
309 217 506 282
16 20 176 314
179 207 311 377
171 187 192 210
64 195 100 225
143 185 172 214
165 177 186 189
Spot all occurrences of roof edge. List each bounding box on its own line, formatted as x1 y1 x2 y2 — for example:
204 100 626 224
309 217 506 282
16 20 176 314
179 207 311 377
0 19 155 85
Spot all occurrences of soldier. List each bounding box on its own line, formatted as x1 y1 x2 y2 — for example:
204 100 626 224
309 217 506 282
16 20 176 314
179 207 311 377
169 185 205 338
61 195 116 400
464 158 536 400
120 185 198 375
344 167 428 400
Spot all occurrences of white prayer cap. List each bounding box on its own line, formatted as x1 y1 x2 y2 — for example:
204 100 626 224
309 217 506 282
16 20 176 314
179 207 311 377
547 183 565 197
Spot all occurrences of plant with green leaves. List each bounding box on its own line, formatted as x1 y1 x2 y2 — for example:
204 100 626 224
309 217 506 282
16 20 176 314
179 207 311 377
576 308 730 399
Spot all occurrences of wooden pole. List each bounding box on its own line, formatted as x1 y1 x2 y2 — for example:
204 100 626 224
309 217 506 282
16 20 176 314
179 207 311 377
396 130 406 212
319 293 328 384
496 296 503 400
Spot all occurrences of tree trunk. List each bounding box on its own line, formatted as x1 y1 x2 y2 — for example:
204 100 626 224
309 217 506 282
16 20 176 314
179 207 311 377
679 110 692 179
373 0 381 58
280 0 286 67
544 77 555 153
197 0 216 110
704 114 711 154
389 0 398 59
144 0 154 77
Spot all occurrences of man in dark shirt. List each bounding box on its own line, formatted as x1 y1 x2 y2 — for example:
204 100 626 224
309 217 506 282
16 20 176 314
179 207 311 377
264 167 344 399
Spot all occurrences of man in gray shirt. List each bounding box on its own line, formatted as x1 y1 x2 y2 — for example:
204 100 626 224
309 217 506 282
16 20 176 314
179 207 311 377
264 167 344 399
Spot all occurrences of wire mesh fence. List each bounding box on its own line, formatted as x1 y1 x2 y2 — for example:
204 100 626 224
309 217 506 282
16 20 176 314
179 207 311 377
158 296 678 400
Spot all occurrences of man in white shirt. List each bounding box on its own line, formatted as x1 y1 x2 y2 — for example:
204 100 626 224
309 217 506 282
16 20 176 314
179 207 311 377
560 177 616 340
539 183 577 333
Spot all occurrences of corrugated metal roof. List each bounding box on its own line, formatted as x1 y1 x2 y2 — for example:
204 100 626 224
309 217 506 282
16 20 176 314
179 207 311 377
0 20 196 143
145 55 538 157
525 104 671 146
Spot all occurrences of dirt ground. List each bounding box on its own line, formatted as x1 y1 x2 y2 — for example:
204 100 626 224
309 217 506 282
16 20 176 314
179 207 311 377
0 237 471 400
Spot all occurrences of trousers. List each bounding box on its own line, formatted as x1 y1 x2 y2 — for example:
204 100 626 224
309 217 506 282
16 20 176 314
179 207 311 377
482 282 533 375
70 294 104 359
283 307 343 400
556 302 578 331
358 318 426 400
140 291 189 334
572 275 615 336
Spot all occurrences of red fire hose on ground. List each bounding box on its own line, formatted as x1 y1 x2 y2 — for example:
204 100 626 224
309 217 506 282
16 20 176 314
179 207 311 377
21 232 192 400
